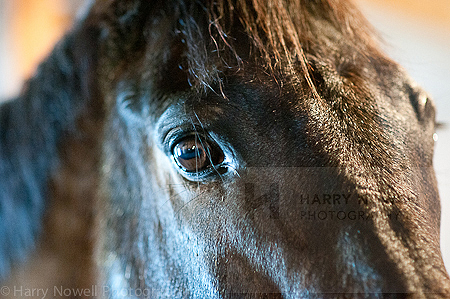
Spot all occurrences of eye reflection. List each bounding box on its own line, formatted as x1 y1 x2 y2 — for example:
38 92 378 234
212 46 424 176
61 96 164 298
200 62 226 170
172 135 224 173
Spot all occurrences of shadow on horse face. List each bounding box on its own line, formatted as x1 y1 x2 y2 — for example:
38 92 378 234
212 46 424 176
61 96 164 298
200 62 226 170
1 0 449 298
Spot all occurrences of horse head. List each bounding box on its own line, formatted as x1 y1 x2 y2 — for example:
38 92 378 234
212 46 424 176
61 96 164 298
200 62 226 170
1 0 449 297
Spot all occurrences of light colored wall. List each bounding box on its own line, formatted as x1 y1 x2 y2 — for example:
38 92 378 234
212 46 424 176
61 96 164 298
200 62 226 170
0 0 84 100
357 0 450 32
0 0 21 100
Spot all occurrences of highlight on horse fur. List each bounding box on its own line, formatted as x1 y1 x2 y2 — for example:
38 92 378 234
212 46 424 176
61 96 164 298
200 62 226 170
1 0 449 297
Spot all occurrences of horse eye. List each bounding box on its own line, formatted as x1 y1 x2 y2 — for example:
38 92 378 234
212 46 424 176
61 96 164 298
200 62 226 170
172 135 224 173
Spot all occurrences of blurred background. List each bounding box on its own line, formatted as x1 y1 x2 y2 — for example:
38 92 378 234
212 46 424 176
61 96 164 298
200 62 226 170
0 0 449 271
0 0 85 100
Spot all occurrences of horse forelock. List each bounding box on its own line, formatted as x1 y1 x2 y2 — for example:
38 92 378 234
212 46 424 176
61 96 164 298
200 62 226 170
91 0 387 96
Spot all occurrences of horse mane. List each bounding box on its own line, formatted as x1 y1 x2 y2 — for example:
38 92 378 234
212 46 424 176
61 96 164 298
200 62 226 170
0 16 100 279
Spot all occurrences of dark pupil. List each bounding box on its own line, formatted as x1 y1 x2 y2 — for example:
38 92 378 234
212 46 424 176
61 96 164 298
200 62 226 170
174 138 208 171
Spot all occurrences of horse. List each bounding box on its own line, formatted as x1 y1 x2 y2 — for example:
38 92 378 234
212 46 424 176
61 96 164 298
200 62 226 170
1 0 449 297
